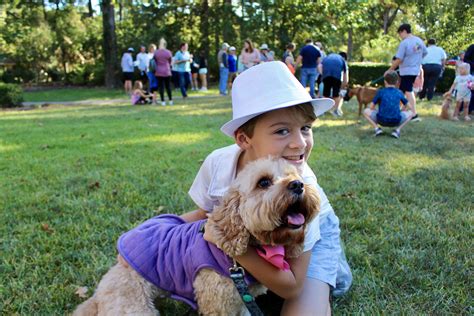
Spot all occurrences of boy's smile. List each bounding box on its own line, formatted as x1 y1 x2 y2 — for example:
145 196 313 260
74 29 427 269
236 107 314 173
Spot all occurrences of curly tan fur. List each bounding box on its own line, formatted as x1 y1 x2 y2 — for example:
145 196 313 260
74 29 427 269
440 92 452 120
74 158 320 316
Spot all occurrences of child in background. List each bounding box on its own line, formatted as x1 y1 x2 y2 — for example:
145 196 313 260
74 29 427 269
447 62 473 121
131 81 152 105
227 46 238 91
363 70 413 138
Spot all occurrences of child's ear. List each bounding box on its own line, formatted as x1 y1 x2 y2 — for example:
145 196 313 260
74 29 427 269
235 129 251 149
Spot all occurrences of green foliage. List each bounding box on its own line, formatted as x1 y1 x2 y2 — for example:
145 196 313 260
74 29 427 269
0 83 24 107
0 94 472 314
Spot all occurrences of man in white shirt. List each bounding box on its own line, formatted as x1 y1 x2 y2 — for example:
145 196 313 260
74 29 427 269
419 38 447 101
136 45 150 89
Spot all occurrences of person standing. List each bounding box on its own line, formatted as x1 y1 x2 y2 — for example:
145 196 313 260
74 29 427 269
146 44 158 101
463 44 474 113
240 39 260 71
259 43 274 62
227 46 238 91
121 47 135 95
154 39 173 106
321 52 349 117
136 45 150 90
174 43 191 99
419 39 446 101
217 43 230 96
386 23 427 121
197 51 208 91
282 42 296 75
296 39 322 98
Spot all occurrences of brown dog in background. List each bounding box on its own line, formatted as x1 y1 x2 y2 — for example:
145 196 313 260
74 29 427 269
440 92 452 120
344 86 378 116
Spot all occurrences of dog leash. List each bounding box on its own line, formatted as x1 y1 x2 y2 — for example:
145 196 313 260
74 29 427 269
199 222 264 315
229 259 264 316
370 69 400 85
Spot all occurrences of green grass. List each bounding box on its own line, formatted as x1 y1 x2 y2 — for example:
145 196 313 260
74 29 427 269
1 94 472 315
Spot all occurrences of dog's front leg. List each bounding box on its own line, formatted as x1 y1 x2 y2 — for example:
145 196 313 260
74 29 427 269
194 269 250 316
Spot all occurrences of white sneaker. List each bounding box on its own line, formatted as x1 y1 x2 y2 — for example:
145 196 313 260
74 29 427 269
161 101 166 106
168 100 173 106
200 87 208 91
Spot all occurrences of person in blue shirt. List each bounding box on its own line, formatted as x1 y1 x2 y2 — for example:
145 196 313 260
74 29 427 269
227 46 238 91
363 71 413 139
295 39 321 98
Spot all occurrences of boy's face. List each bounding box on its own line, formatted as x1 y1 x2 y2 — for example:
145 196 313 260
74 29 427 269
237 107 314 173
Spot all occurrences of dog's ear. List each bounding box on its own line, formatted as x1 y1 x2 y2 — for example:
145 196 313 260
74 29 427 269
206 189 250 257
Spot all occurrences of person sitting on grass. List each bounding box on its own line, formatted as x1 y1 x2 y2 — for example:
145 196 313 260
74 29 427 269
447 62 473 121
363 70 413 139
131 80 153 105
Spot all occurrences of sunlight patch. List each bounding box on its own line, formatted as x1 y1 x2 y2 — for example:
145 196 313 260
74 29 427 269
0 143 23 153
110 132 211 146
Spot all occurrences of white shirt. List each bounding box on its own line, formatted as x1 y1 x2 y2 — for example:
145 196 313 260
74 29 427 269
188 144 335 252
136 52 150 72
422 45 447 65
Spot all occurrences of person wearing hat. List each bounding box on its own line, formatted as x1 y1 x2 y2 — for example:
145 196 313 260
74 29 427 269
217 43 230 96
181 61 352 314
259 43 274 63
227 46 238 91
121 47 135 95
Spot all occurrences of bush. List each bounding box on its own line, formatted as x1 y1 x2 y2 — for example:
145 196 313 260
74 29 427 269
0 83 24 108
348 63 456 93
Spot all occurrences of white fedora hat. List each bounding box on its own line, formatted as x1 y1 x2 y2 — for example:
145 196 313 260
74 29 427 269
221 61 334 137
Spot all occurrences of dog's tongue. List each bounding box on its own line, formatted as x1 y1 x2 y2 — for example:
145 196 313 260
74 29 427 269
287 213 305 225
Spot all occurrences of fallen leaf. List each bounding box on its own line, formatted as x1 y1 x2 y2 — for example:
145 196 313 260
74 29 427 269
88 181 100 190
75 286 88 298
156 206 165 213
41 223 54 233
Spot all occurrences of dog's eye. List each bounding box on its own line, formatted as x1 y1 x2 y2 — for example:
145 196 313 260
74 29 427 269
257 177 272 189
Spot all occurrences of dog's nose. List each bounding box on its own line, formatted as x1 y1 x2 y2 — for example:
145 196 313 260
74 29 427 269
288 180 304 195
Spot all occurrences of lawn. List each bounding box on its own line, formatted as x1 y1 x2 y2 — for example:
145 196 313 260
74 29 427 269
0 93 472 315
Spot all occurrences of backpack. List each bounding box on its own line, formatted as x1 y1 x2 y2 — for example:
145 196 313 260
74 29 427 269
149 58 156 73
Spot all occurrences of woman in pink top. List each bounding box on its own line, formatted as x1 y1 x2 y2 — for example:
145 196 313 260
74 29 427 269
240 39 260 71
153 39 173 106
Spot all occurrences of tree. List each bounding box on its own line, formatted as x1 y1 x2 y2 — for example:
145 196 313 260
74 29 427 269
100 0 120 88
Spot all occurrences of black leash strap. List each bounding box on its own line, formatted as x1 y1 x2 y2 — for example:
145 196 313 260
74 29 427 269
229 260 264 316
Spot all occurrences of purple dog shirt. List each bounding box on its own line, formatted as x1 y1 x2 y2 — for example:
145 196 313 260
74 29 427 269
117 214 250 309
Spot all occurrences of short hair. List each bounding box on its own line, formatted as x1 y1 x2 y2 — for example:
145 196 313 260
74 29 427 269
339 52 348 60
287 42 295 50
149 43 157 50
427 38 436 45
305 39 313 44
237 103 316 138
179 42 187 49
384 71 399 85
397 23 411 33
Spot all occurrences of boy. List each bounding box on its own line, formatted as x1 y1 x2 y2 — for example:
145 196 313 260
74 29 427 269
183 61 352 315
363 71 413 139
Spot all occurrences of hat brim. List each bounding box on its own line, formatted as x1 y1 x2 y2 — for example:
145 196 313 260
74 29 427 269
221 97 334 137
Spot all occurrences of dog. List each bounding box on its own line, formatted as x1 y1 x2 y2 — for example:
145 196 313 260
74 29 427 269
73 157 320 316
344 86 378 116
440 91 452 120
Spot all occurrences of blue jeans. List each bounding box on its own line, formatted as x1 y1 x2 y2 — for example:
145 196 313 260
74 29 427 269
178 72 188 97
300 67 317 98
219 67 229 95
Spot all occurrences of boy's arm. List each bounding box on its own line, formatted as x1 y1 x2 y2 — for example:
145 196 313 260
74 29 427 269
180 208 208 222
203 222 310 299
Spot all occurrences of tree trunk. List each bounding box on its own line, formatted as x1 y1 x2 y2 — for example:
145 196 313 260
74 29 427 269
87 0 94 17
347 27 353 61
199 0 210 58
100 0 120 88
